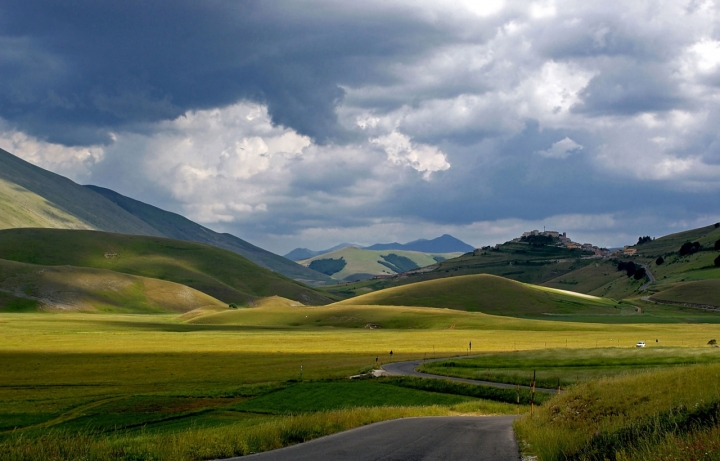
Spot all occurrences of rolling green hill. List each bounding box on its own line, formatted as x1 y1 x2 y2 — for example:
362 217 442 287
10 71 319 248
543 259 643 300
650 279 720 307
335 274 619 317
86 186 333 286
298 247 462 281
632 223 720 257
0 228 335 305
184 297 619 328
0 258 226 314
0 148 162 235
0 148 331 285
321 241 593 299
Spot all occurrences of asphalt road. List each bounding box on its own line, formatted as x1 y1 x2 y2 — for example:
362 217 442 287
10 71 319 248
383 357 558 393
639 263 656 291
226 416 520 461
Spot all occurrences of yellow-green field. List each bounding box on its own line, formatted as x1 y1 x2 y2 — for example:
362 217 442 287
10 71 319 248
4 299 720 460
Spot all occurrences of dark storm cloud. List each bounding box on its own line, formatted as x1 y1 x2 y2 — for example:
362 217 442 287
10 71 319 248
573 61 689 116
3 0 720 253
0 0 468 145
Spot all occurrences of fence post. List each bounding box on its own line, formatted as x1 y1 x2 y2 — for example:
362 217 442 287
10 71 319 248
531 370 536 417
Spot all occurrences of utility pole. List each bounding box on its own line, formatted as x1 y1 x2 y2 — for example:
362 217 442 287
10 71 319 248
531 370 536 417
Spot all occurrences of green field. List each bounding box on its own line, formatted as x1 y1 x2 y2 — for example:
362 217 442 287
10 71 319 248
0 229 334 305
420 347 720 388
2 299 720 460
234 380 476 414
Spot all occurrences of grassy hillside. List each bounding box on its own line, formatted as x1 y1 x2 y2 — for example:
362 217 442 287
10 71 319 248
543 259 643 299
633 223 720 257
322 241 593 299
0 149 333 285
0 258 225 314
0 176 89 230
86 185 334 286
650 279 720 307
0 148 162 236
298 247 460 281
334 274 619 317
0 228 335 305
541 223 720 306
515 363 720 460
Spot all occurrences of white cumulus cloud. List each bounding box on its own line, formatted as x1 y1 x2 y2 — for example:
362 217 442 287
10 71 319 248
371 131 450 179
537 137 583 159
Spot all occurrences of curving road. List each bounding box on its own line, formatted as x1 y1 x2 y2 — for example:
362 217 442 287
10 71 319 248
224 416 520 461
382 357 558 394
639 263 655 291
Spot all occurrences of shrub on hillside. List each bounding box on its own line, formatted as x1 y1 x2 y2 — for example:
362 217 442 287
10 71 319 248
617 261 637 277
637 236 652 245
679 241 701 256
655 256 664 265
715 239 720 250
709 339 717 346
633 267 647 280
379 254 420 273
308 257 347 276
715 255 720 267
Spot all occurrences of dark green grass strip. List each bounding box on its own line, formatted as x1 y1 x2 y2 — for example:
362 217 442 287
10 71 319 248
233 380 474 414
379 376 551 405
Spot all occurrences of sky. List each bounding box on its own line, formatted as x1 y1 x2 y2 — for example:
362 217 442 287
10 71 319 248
1 0 720 254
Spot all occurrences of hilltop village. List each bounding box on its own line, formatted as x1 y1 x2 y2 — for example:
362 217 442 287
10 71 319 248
493 229 613 257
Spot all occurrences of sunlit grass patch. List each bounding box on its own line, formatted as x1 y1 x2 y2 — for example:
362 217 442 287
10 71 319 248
514 363 720 460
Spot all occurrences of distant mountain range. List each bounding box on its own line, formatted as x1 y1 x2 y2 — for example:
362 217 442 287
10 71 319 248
364 234 475 253
284 234 474 261
0 148 333 286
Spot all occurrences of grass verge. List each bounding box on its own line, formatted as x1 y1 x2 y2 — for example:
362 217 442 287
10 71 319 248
514 363 720 460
